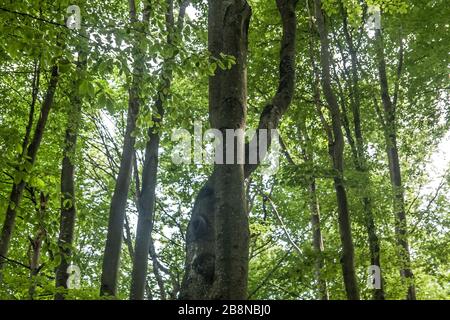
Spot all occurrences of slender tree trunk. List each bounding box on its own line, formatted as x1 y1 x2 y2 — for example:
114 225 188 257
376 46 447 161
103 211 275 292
123 214 134 260
148 237 167 300
337 3 384 300
0 65 59 275
100 67 140 298
375 28 416 300
55 48 86 300
100 0 151 297
296 115 328 299
180 0 297 300
308 179 329 300
22 59 41 157
129 0 189 300
313 0 359 300
29 192 47 300
305 154 328 300
304 2 329 300
130 113 162 300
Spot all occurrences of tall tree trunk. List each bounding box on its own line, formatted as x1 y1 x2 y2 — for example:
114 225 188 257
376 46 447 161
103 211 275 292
375 27 416 300
129 109 162 300
100 0 151 297
337 3 384 300
308 179 329 300
55 47 86 300
22 59 41 158
180 0 297 300
100 1 143 297
313 0 360 300
303 140 328 300
208 0 251 300
304 2 329 300
0 65 59 276
294 115 328 299
129 0 189 300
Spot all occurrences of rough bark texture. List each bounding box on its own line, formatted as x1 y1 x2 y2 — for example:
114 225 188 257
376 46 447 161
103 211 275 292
100 0 149 297
55 50 85 300
208 0 251 300
314 0 360 300
180 0 297 300
0 65 59 275
375 28 416 300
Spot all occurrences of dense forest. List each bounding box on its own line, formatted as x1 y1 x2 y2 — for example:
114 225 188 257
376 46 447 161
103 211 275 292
0 0 448 301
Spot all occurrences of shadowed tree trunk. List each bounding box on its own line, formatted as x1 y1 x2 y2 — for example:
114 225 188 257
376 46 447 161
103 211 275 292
313 0 360 300
375 25 416 300
208 0 252 300
180 0 297 300
0 65 59 277
54 44 86 300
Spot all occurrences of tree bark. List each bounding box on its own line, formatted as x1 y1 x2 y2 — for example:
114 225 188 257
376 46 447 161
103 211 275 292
336 3 384 300
28 191 47 300
100 0 149 297
305 3 329 300
289 115 328 299
129 0 189 300
313 0 359 300
180 0 297 300
375 27 416 300
0 65 59 276
55 48 86 300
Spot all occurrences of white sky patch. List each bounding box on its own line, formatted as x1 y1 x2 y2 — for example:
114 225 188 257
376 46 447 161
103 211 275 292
186 4 199 20
421 93 450 195
421 131 450 195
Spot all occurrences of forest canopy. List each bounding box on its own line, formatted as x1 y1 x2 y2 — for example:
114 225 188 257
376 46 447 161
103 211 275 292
0 0 449 300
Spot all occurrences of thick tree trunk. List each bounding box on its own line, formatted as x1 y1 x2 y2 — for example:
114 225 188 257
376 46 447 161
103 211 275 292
208 0 251 300
55 50 86 300
313 0 360 300
0 65 59 275
375 28 416 300
180 0 297 300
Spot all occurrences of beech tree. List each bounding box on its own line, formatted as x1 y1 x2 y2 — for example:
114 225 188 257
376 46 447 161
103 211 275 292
0 0 448 301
